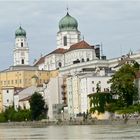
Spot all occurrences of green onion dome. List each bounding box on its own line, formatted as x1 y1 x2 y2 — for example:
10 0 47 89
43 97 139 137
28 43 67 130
15 26 26 37
59 12 78 31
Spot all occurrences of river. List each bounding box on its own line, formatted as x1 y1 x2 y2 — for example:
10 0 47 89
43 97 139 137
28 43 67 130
0 124 140 140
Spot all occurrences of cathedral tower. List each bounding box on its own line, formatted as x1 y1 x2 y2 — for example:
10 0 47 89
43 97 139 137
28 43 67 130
13 26 29 66
57 12 81 49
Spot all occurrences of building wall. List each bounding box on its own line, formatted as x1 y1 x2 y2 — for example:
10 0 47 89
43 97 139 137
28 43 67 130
14 36 29 66
0 69 50 112
57 31 80 49
45 76 63 120
19 100 30 110
65 49 97 66
80 76 111 114
2 88 15 111
66 76 81 118
66 73 111 118
44 54 64 71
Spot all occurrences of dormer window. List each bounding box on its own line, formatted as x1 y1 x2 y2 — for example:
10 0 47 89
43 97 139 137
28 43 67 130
63 36 67 46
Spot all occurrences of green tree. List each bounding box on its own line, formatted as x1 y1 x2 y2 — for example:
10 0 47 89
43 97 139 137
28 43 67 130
29 92 45 120
109 63 139 108
89 92 113 114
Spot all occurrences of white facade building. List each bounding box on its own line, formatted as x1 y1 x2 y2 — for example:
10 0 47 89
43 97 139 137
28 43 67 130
2 87 22 110
66 69 112 118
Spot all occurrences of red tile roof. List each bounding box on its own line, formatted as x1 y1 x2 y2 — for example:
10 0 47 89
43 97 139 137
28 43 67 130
34 40 94 66
49 48 67 55
67 40 93 52
34 56 45 66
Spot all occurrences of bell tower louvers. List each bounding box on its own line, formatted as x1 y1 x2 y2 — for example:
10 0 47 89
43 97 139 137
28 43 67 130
13 26 29 66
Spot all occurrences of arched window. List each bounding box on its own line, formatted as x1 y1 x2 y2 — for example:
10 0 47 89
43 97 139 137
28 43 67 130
58 62 62 67
21 42 23 47
21 59 24 64
82 58 84 62
63 36 67 46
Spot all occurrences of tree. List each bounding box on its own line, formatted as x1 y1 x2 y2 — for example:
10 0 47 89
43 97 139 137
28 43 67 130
29 92 45 120
109 63 139 108
89 92 113 114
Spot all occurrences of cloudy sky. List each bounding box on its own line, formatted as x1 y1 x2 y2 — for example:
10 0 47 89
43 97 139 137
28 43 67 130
0 0 140 70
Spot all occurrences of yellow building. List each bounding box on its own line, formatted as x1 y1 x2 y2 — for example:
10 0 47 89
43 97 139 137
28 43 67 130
0 26 59 112
0 66 50 112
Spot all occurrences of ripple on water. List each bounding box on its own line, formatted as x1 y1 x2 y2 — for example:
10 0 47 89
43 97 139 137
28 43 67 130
0 125 139 140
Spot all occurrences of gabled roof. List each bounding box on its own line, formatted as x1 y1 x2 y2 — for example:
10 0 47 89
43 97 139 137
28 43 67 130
67 40 93 52
19 96 31 102
48 48 67 55
34 40 94 66
34 56 45 66
34 48 67 66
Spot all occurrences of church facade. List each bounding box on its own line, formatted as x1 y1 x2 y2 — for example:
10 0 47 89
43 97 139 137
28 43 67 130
35 11 140 77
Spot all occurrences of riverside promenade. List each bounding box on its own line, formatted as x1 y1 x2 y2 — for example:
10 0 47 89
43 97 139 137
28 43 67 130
0 118 139 127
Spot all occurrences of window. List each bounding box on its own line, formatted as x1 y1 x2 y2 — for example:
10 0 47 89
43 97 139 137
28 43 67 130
58 62 62 67
92 81 94 84
63 36 67 46
92 87 94 92
21 59 24 64
7 90 9 93
87 58 89 61
82 58 84 62
7 99 9 103
21 42 23 47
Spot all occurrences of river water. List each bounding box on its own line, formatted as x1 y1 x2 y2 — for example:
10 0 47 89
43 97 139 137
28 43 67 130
0 125 140 140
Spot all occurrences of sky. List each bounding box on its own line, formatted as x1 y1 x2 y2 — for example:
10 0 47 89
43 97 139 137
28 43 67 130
0 0 140 70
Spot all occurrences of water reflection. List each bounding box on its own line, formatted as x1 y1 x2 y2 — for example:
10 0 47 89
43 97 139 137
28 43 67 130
0 125 139 140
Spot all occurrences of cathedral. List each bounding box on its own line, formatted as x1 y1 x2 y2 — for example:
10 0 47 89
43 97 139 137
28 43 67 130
34 11 140 75
1 10 140 119
34 11 102 72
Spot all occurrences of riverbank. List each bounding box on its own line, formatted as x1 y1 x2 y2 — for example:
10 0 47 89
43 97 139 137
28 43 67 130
0 118 139 127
